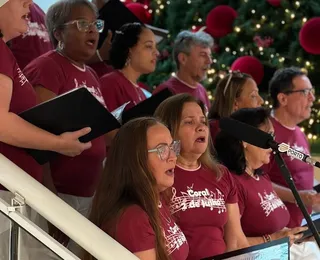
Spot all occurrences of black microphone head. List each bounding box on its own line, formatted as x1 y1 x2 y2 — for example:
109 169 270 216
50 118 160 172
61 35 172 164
219 117 274 149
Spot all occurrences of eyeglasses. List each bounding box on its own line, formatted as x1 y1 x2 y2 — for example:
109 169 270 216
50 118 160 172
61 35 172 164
148 140 181 161
223 70 246 96
283 88 315 97
63 19 104 33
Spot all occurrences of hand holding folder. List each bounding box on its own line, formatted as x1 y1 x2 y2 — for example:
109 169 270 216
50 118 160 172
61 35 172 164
19 87 172 164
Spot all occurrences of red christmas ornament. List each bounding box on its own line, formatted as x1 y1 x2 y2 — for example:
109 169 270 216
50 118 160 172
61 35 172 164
267 0 282 6
205 5 237 38
231 56 264 85
299 17 320 55
127 3 152 24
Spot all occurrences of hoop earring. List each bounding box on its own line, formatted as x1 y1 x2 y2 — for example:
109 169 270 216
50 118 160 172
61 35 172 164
125 57 131 67
58 41 64 50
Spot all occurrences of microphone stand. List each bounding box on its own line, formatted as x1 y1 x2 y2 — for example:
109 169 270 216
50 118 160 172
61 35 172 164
271 144 320 248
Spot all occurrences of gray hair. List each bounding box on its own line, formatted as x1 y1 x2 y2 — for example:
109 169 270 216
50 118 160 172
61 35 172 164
173 30 214 69
46 0 98 48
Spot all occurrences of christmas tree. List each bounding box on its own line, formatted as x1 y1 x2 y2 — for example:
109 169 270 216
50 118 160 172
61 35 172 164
132 0 320 145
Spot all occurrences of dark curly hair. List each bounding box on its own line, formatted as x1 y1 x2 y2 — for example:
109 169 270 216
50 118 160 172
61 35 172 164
215 107 271 175
109 22 145 69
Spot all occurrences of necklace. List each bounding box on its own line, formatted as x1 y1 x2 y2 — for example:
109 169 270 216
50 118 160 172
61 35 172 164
56 49 86 71
245 168 260 181
158 201 171 225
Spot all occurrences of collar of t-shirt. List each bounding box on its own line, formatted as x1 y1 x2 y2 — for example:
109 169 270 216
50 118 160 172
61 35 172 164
173 75 198 89
270 110 296 131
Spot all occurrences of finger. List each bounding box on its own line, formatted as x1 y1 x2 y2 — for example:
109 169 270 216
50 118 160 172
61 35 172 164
81 141 92 150
107 30 112 42
292 226 308 233
73 127 91 138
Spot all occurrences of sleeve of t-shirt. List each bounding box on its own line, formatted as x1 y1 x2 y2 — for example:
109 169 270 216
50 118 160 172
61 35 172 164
222 167 238 204
0 40 15 80
232 177 247 216
23 56 64 95
116 205 155 253
100 74 125 112
153 82 172 95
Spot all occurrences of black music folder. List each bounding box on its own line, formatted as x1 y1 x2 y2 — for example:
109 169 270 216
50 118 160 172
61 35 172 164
19 87 121 165
98 0 168 48
19 87 172 164
121 88 172 124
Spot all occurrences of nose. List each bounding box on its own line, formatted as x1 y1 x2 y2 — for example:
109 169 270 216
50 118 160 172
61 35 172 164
207 55 213 65
309 91 315 102
259 94 264 106
168 149 178 162
197 123 206 132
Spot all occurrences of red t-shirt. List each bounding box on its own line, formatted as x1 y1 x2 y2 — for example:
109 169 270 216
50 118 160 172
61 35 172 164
0 39 42 182
171 165 238 260
110 203 189 260
153 76 211 110
89 62 114 78
23 51 106 197
262 117 313 227
233 173 290 236
10 3 53 70
100 70 146 112
209 119 220 144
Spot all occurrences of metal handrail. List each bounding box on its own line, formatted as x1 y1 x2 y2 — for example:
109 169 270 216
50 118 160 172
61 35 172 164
0 154 137 260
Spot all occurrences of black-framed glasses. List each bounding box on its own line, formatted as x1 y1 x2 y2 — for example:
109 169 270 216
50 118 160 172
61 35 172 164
63 19 104 33
148 140 181 161
283 88 315 97
223 70 246 96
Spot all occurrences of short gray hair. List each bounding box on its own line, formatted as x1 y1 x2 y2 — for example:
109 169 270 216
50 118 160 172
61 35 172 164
173 30 214 69
46 0 98 48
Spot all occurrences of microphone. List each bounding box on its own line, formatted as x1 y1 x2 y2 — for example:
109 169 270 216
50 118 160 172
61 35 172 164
219 117 320 168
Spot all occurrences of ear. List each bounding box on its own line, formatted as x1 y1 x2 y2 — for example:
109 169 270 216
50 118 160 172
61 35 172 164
177 52 188 67
233 99 239 112
276 93 288 107
242 141 248 150
53 29 63 43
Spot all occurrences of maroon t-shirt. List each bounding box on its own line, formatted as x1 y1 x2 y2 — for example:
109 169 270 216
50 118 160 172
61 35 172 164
89 62 114 78
171 165 238 260
23 51 106 197
233 173 290 236
153 76 211 109
100 70 146 112
262 116 313 227
10 3 53 70
110 203 189 260
209 119 220 144
0 39 42 182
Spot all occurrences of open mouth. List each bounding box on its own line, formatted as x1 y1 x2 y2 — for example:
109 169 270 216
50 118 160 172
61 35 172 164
165 168 174 176
21 14 30 22
86 39 96 47
195 137 206 143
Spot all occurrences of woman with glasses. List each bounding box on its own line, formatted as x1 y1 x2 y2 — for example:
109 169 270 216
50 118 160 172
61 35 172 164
208 71 264 143
215 107 320 259
154 94 249 260
85 117 189 260
23 0 108 255
99 22 159 112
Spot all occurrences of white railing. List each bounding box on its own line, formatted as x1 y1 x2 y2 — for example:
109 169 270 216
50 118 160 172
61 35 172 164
0 154 137 260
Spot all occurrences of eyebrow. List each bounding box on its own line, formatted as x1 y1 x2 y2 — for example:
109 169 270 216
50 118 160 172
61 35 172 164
182 115 206 119
144 40 154 44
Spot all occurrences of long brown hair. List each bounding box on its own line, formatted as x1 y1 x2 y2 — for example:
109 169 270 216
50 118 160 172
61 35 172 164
84 117 169 260
154 94 222 178
209 71 252 120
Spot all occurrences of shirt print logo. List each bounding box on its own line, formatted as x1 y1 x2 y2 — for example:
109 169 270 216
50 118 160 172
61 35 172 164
74 78 107 108
171 184 226 214
17 68 28 86
258 191 287 217
23 21 50 42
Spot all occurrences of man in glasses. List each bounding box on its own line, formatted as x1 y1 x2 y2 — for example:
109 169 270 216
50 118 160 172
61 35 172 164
153 30 213 110
263 66 320 228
